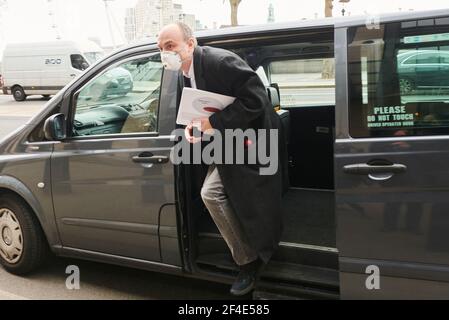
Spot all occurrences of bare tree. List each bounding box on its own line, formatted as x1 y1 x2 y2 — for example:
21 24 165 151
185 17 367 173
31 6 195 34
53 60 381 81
202 0 242 27
228 0 242 26
325 0 333 17
323 0 334 78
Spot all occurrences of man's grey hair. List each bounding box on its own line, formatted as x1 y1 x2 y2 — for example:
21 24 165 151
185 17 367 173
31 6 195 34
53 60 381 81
175 21 197 46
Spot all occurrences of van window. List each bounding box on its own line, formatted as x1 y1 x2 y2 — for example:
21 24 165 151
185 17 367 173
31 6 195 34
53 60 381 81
72 54 163 137
269 58 335 107
71 54 89 71
348 17 449 137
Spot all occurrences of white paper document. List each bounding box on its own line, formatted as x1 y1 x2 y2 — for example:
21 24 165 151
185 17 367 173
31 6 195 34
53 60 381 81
176 87 236 125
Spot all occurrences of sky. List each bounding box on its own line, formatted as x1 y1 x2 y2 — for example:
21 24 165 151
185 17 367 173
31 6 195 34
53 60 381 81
0 0 449 52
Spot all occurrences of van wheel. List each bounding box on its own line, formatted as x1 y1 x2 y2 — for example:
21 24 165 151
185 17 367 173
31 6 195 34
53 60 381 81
399 78 415 95
0 194 48 275
12 86 26 101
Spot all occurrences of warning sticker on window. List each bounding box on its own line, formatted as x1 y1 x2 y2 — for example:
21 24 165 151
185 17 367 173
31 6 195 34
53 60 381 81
367 105 415 128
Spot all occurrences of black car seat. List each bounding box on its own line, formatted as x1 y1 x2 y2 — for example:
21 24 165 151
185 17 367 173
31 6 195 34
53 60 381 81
267 85 290 145
267 84 290 194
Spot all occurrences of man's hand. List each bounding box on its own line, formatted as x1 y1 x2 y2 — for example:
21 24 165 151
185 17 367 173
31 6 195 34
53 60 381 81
184 118 214 144
198 118 213 132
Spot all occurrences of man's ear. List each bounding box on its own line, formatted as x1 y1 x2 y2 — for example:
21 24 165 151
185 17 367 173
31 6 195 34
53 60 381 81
188 38 196 51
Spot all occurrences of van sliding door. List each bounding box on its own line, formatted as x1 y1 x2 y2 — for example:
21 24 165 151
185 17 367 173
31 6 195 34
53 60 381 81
335 14 449 299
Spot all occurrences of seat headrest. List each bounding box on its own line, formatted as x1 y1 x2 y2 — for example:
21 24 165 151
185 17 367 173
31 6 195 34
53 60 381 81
267 86 280 110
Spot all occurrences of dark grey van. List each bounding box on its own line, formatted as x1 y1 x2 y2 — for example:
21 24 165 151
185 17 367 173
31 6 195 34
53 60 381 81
1 9 449 299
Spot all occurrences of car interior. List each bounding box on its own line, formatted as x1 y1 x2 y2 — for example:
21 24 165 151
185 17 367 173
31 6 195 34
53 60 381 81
184 28 340 298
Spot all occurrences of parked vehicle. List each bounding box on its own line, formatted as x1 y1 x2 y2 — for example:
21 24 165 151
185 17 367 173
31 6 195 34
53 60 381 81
79 67 134 100
397 49 449 94
1 9 449 299
1 40 104 101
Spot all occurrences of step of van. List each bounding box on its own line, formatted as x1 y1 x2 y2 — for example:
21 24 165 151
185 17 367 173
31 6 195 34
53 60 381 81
197 232 339 269
252 283 339 300
196 253 339 298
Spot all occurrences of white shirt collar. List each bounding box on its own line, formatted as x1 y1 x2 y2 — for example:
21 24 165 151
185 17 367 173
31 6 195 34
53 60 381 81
183 57 195 79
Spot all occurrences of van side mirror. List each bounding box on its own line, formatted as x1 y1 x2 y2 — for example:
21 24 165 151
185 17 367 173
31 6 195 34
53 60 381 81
44 113 67 141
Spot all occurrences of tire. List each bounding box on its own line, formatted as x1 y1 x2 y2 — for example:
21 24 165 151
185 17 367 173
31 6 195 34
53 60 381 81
0 193 48 275
399 78 415 95
12 86 26 102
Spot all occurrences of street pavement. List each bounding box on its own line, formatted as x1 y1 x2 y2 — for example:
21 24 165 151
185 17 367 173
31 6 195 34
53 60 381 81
0 95 48 117
0 95 47 137
0 93 235 300
0 255 233 300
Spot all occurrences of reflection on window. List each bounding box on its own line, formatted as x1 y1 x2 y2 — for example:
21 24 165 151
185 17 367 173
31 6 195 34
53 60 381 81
348 18 449 137
269 58 335 107
73 54 163 137
83 52 103 64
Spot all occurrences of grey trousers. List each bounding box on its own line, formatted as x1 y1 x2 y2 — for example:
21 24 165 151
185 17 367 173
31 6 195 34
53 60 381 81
200 164 259 266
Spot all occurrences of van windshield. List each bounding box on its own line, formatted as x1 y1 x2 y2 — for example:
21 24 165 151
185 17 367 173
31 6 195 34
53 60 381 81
83 52 103 64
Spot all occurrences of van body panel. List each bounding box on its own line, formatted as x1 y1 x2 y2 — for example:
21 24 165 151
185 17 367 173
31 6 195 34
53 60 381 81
340 271 449 299
336 137 449 298
50 135 175 262
335 12 449 299
57 246 183 276
0 137 60 247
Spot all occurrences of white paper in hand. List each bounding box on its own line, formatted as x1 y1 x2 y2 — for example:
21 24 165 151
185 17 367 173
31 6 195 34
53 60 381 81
176 87 236 125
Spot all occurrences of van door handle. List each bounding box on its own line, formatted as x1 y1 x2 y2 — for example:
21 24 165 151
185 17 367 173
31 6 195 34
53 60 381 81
343 163 407 175
132 154 169 164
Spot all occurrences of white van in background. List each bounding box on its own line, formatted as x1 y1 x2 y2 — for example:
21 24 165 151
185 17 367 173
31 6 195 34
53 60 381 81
1 40 104 101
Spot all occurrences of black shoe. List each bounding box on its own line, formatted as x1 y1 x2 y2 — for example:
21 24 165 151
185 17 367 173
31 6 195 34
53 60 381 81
230 259 265 296
230 269 257 296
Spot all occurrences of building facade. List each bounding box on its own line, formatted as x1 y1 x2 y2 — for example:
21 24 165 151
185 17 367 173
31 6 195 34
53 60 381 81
125 0 200 42
179 13 196 32
124 7 137 42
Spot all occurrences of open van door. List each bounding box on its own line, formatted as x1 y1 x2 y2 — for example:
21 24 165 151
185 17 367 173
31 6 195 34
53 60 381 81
335 12 449 299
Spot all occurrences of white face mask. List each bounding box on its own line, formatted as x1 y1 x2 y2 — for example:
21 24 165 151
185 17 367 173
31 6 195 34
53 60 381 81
161 51 183 71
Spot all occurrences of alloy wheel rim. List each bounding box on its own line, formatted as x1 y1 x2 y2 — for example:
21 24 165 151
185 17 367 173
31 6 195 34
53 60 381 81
0 208 23 264
400 79 412 94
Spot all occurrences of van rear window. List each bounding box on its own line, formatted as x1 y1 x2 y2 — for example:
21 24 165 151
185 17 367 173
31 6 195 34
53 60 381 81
348 17 449 138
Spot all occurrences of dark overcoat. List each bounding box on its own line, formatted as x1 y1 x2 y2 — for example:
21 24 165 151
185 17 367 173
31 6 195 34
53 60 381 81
177 45 287 264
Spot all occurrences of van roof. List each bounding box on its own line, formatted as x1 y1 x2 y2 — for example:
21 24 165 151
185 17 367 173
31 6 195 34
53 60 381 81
5 40 78 48
3 40 103 53
195 8 449 36
123 8 449 51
